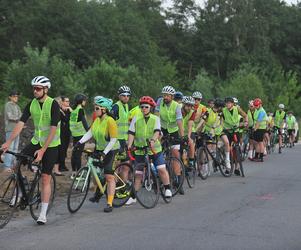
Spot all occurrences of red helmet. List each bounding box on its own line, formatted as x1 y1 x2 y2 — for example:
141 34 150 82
139 96 156 107
253 98 262 108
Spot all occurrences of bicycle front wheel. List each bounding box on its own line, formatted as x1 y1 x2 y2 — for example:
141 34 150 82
196 147 210 180
166 157 185 196
234 146 245 177
216 147 232 177
113 162 133 208
67 167 90 213
29 173 56 221
0 174 18 229
133 164 160 209
186 164 196 188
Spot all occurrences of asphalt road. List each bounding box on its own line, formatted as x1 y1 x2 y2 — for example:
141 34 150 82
1 145 301 250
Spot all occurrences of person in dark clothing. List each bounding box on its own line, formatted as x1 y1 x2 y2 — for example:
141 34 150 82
70 94 89 174
53 96 72 175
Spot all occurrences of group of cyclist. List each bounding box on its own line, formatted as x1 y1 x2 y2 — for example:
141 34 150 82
1 75 298 225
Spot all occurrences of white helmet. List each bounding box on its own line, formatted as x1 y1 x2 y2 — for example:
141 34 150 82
118 85 131 95
31 76 51 88
233 97 239 104
182 96 195 105
162 85 176 95
192 91 202 99
279 103 285 109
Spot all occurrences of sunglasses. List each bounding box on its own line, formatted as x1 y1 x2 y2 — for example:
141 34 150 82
120 94 130 97
194 98 201 101
33 86 44 92
94 106 106 111
140 105 151 109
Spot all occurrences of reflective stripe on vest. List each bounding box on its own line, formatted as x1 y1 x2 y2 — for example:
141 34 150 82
134 114 162 155
254 107 267 129
69 106 86 137
222 107 239 130
160 100 179 133
30 97 60 147
274 110 285 127
183 110 196 135
91 116 120 151
116 101 129 140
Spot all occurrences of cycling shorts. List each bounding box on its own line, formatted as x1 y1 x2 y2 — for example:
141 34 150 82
253 129 266 142
134 152 166 172
95 150 118 175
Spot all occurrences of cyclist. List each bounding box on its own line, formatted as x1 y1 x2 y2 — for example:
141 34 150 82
174 91 184 104
155 86 185 194
286 111 296 147
70 94 89 174
1 76 60 225
251 98 267 162
181 96 197 168
234 97 245 147
197 98 228 173
247 100 255 160
273 104 286 153
192 91 207 129
222 97 248 175
76 97 120 213
127 96 172 205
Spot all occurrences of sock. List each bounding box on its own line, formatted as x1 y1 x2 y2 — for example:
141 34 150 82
225 152 230 161
131 192 136 199
260 153 264 159
107 195 114 206
164 184 171 190
255 152 259 159
248 150 253 158
189 158 194 165
40 202 49 218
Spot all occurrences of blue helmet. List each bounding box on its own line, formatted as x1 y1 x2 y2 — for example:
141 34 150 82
174 91 184 100
94 97 113 111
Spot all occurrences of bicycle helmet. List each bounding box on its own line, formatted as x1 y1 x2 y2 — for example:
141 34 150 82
94 95 103 103
214 98 225 108
279 103 285 109
192 91 202 99
162 85 176 95
95 97 113 111
118 85 131 95
253 98 262 108
233 97 239 105
224 96 234 103
174 91 184 100
31 76 51 88
139 96 156 107
182 96 195 105
249 100 254 107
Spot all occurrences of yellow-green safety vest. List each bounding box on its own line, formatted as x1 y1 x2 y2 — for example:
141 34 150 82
116 101 129 140
247 110 254 128
204 109 223 136
30 97 60 147
222 106 239 130
274 110 286 128
70 105 86 137
254 107 267 129
160 100 179 133
183 110 196 136
286 116 296 129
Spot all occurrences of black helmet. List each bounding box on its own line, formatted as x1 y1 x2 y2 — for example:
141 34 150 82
214 98 225 108
224 96 234 103
174 91 184 100
74 93 87 105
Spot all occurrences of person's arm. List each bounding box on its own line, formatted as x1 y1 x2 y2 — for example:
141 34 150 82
79 129 93 144
78 109 89 131
1 121 25 151
127 117 136 149
5 103 20 122
111 104 119 120
196 111 208 132
176 105 184 137
238 106 248 123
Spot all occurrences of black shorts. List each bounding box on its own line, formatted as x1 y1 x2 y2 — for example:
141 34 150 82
21 143 58 175
161 129 180 146
248 128 254 140
288 129 295 136
223 130 240 145
253 129 266 142
95 150 117 175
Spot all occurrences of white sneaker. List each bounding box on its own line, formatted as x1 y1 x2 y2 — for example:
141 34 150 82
225 160 231 170
37 215 47 225
164 189 172 198
9 195 21 207
125 197 136 206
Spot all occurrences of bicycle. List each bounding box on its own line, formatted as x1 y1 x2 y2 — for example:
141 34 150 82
179 139 196 188
270 127 278 153
161 134 185 196
195 133 231 179
128 144 171 209
0 150 56 229
67 149 133 213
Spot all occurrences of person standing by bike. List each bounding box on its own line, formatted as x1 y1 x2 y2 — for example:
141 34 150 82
76 97 120 213
3 90 22 172
70 94 89 175
247 100 256 160
126 96 172 205
1 76 60 225
251 98 267 162
286 111 296 148
273 104 286 153
155 86 185 194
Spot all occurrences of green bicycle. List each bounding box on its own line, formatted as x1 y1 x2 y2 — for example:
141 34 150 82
67 149 134 213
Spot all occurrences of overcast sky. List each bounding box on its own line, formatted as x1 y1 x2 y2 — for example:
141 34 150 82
162 0 299 8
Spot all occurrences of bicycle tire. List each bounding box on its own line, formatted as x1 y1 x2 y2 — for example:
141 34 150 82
234 145 245 177
186 164 196 188
133 163 159 209
113 162 133 208
67 167 90 214
216 147 232 177
196 147 210 180
166 157 185 196
29 172 56 220
0 174 18 229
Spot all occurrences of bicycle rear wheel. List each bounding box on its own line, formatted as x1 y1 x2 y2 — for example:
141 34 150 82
67 167 90 213
186 164 196 188
0 174 18 229
166 157 185 196
216 147 232 177
196 147 210 180
133 163 159 209
29 173 56 220
113 163 133 208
